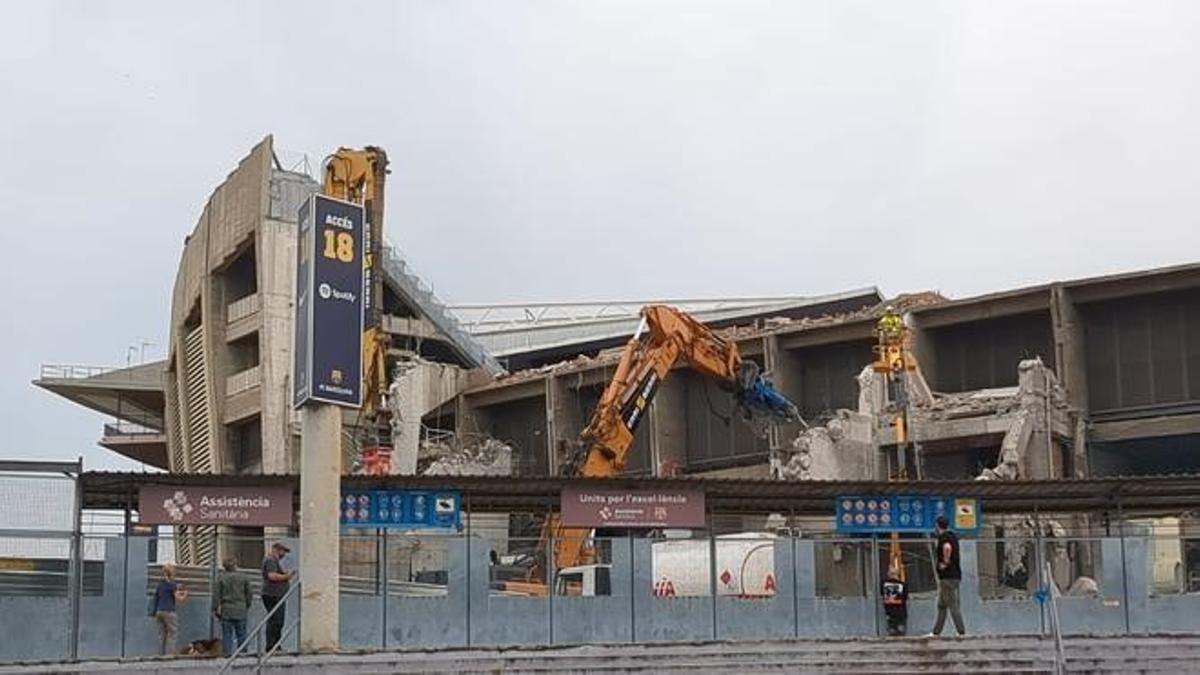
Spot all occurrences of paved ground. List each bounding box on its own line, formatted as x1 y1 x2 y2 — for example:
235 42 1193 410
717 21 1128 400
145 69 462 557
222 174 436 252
1 634 1198 673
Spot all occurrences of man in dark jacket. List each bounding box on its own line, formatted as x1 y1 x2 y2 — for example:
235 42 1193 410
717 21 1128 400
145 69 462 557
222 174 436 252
929 515 966 636
261 542 296 652
213 556 252 655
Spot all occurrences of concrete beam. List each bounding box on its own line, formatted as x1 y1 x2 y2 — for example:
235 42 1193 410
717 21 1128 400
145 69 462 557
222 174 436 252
910 414 1018 443
1064 262 1200 304
464 378 546 408
776 320 875 351
909 288 1051 329
1091 413 1200 443
382 315 441 342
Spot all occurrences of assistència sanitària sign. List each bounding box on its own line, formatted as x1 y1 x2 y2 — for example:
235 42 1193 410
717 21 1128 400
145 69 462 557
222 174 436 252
138 485 293 526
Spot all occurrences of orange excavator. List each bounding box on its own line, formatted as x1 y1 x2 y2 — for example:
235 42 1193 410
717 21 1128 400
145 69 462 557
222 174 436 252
511 305 802 592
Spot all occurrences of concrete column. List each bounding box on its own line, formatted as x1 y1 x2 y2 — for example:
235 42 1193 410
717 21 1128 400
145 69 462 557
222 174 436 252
906 315 938 392
455 395 489 438
545 377 564 474
259 222 300 476
1051 284 1090 478
300 403 341 652
764 336 804 450
650 375 688 475
388 359 433 475
1050 285 1088 410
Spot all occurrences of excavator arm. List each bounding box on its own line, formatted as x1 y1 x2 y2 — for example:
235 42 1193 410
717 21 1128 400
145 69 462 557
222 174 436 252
535 305 801 580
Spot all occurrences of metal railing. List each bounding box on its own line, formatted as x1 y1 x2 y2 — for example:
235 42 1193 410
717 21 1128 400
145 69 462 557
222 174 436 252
218 579 301 674
39 364 116 380
103 421 162 437
1044 560 1067 674
379 240 503 375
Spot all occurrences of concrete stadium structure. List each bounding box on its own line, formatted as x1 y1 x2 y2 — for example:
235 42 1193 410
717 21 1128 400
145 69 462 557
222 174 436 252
34 139 1200 587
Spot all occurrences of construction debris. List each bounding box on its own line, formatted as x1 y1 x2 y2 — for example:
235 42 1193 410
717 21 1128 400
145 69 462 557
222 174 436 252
422 437 513 476
773 411 874 481
485 296 950 386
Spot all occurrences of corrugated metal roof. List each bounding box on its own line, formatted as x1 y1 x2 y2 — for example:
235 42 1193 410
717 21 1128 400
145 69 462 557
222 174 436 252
79 472 1200 515
450 289 883 358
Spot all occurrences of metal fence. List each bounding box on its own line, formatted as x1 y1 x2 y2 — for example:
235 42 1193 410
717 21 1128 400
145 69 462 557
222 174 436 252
3 521 1200 664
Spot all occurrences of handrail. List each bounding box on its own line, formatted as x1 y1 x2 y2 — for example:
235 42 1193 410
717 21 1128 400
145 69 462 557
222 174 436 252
218 579 301 674
258 615 301 673
1044 561 1066 675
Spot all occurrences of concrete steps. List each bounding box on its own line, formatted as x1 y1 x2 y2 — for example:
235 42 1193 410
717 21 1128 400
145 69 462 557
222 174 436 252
6 634 1200 674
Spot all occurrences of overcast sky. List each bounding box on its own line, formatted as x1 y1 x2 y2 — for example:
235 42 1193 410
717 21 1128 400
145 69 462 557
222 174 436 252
2 1 1198 470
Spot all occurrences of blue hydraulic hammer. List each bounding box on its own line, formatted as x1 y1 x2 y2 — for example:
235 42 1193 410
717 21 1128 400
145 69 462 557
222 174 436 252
734 361 804 425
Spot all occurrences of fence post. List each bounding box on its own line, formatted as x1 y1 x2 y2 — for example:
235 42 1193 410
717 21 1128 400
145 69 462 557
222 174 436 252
870 535 881 637
464 497 471 647
208 529 218 639
628 531 636 643
709 530 718 640
547 524 555 646
380 528 388 649
791 532 800 639
67 467 83 661
120 500 131 658
1034 509 1047 635
1117 501 1131 634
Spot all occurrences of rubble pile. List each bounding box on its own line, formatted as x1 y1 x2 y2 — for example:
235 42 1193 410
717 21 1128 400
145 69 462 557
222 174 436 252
773 410 874 481
972 358 1071 481
921 387 1022 418
422 437 513 476
491 352 614 384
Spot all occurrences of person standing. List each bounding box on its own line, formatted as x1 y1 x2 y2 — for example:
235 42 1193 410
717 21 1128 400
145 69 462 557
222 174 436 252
153 563 188 655
260 542 295 652
881 561 909 636
213 556 252 656
929 515 966 636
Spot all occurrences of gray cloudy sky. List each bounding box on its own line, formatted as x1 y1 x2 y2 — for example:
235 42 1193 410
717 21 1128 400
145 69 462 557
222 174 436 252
2 1 1198 470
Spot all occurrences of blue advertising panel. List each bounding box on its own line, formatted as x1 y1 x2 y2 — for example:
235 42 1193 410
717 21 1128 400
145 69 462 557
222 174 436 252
836 495 981 535
340 489 463 530
293 194 365 409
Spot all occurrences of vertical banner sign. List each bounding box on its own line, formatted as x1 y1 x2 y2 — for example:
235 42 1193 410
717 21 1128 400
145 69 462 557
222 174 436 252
293 194 366 408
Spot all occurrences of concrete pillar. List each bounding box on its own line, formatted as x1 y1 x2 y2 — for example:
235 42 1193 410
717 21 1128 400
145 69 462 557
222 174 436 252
299 403 341 652
1018 362 1056 480
1051 284 1090 478
258 222 298 476
764 335 804 450
455 395 489 439
650 375 688 475
388 359 435 476
545 377 567 474
906 315 938 393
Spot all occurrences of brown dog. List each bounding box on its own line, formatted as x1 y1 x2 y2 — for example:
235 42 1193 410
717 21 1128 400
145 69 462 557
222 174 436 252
178 638 223 658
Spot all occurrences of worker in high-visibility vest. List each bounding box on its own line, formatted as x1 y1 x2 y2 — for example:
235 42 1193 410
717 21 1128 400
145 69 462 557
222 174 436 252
876 305 904 342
